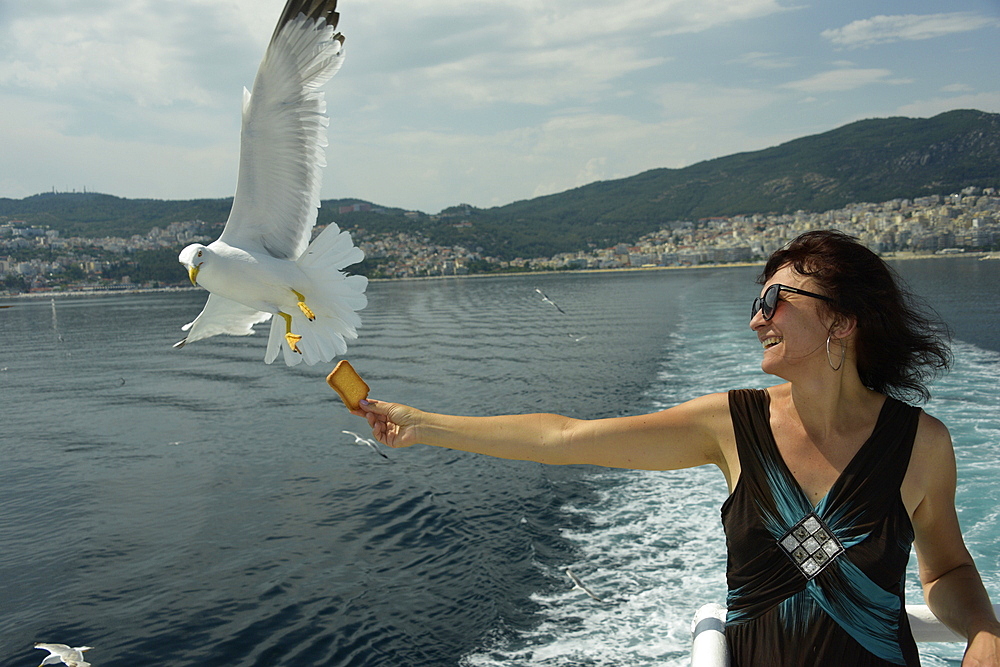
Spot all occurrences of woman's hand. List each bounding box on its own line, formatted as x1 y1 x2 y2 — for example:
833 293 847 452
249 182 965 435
351 399 421 449
964 627 1000 666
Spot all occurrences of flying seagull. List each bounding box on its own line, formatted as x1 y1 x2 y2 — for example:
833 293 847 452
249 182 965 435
175 0 367 366
342 430 388 459
565 568 605 602
34 643 93 667
535 288 565 314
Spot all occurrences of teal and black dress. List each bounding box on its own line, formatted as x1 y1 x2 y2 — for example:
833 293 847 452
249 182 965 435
722 389 922 666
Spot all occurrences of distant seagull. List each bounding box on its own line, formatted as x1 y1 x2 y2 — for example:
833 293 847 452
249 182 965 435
34 643 93 667
535 288 565 314
342 430 388 459
565 568 605 602
174 0 367 366
567 333 587 342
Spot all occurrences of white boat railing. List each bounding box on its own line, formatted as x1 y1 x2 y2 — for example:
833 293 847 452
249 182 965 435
689 602 1000 666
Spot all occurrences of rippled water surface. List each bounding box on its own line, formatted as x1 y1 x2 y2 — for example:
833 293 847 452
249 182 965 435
1 257 997 667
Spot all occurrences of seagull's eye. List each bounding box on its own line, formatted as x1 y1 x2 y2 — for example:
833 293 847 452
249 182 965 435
197 251 203 257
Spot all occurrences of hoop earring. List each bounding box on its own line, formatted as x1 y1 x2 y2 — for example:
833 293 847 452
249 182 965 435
826 334 845 371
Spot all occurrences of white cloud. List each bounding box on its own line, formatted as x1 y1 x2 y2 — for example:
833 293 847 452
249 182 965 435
0 92 237 199
782 68 912 93
821 13 1000 48
730 52 797 70
342 0 792 110
359 0 792 46
941 83 974 93
0 2 250 105
400 46 664 108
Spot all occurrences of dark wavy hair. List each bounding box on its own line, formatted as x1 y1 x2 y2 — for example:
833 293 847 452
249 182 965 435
759 230 952 403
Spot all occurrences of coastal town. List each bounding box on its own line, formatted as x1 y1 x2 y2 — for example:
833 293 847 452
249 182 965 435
2 186 998 294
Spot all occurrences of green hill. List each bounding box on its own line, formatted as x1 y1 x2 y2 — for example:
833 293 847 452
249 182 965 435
3 109 998 259
0 193 419 240
442 109 1000 258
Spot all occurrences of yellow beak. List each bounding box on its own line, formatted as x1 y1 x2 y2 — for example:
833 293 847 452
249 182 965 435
188 264 200 286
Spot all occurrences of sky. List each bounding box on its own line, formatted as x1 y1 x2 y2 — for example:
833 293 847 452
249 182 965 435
1 0 999 214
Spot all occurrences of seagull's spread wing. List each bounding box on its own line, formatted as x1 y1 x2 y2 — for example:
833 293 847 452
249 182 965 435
565 568 605 602
536 288 566 313
34 644 91 667
34 644 70 662
175 294 272 347
35 644 70 652
218 0 344 260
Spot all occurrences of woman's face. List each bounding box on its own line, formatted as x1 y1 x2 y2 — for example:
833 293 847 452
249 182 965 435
750 264 836 379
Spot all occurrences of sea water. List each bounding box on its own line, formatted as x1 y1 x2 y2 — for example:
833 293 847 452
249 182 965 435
0 257 997 667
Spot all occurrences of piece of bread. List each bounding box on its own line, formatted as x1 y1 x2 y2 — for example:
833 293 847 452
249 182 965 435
327 360 370 410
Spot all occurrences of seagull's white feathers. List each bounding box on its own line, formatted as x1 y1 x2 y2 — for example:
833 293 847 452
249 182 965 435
174 292 273 346
176 0 367 365
34 643 93 667
264 223 367 365
219 6 344 259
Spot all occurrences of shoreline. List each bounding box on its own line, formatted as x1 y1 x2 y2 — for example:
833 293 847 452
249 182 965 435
1 251 991 301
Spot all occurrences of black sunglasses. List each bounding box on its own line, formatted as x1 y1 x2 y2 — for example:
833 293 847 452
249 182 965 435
751 283 834 320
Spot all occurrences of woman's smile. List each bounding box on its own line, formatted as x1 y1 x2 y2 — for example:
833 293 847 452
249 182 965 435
762 336 783 349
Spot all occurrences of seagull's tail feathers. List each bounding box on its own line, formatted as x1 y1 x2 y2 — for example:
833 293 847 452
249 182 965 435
298 220 365 272
265 311 344 366
264 223 368 366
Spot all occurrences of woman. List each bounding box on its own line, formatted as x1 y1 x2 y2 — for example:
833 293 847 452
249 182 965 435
353 230 1000 666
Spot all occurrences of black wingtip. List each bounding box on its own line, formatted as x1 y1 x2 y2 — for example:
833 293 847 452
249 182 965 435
271 0 341 43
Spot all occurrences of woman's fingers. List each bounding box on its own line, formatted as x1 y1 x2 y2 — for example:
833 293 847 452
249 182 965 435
346 398 415 449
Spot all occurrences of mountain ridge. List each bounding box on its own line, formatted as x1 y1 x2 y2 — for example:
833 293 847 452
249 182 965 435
3 109 998 259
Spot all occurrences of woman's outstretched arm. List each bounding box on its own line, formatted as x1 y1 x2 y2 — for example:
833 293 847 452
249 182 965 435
351 392 734 473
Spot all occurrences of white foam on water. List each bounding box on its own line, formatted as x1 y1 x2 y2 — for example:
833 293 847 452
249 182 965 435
463 302 751 666
462 465 729 666
907 341 1000 665
465 302 1000 667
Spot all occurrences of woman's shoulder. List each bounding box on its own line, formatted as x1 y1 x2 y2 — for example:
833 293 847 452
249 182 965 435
672 391 733 417
659 392 737 439
903 409 956 518
906 409 955 490
730 383 790 401
914 409 952 452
